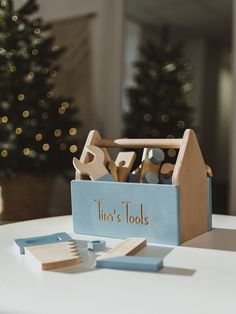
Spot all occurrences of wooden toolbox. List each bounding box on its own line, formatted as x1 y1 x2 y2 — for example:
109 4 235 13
71 129 212 245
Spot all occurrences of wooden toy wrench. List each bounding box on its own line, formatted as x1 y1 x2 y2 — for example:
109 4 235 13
76 130 118 181
73 145 114 181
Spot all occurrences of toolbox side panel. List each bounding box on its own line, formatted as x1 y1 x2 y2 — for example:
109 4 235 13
71 180 180 245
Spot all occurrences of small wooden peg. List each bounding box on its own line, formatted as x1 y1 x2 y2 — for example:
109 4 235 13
160 163 175 184
160 163 175 177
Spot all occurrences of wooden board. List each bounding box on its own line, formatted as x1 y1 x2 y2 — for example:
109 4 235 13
172 129 209 243
25 241 80 270
97 238 147 260
96 256 163 272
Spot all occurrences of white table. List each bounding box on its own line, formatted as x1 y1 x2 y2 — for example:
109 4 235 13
1 214 236 314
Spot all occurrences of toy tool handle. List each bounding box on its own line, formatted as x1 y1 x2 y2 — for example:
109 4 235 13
94 138 182 149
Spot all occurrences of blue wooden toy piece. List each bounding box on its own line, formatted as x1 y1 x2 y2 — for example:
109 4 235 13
159 174 172 184
128 173 147 183
96 255 163 272
159 163 174 184
72 180 180 245
148 148 165 165
140 148 165 184
144 171 159 184
15 232 73 254
87 240 106 251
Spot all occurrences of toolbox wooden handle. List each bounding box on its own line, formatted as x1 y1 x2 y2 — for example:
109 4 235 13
94 138 182 149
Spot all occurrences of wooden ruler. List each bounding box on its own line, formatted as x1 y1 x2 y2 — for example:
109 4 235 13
97 238 146 260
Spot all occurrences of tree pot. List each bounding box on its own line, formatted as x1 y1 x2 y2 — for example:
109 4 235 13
0 174 55 222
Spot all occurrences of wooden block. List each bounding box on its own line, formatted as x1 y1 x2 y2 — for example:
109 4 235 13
96 256 163 272
25 241 80 270
115 151 136 182
97 238 146 260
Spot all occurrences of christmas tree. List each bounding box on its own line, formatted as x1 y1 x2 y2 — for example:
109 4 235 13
0 0 80 178
123 26 194 160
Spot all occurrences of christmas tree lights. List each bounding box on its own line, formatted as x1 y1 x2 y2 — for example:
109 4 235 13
123 26 194 161
0 0 81 177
